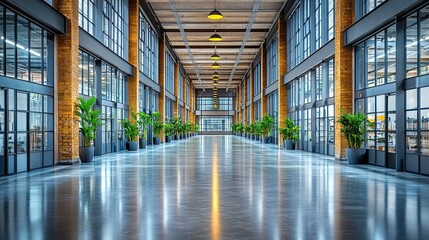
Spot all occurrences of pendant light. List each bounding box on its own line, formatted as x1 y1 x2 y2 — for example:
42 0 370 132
208 0 224 20
213 76 219 81
211 45 221 60
208 9 223 20
209 30 222 42
212 62 220 69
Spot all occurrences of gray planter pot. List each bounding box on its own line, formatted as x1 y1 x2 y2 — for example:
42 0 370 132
262 136 270 144
174 135 179 140
284 140 295 150
79 146 95 163
165 136 172 143
346 148 366 164
139 138 147 149
153 137 161 145
128 141 139 151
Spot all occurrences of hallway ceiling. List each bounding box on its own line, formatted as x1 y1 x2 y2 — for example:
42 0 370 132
146 0 285 90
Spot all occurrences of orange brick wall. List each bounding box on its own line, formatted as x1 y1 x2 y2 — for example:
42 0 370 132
55 0 80 163
334 0 355 159
128 0 139 119
278 17 288 146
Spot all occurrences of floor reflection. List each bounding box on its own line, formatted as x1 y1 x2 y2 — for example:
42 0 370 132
1 136 429 239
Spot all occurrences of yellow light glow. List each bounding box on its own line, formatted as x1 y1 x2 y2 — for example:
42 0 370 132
212 62 220 69
211 53 221 60
209 33 223 42
208 9 224 20
213 76 219 81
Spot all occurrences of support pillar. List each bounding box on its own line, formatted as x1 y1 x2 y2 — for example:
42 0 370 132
174 63 179 119
158 33 166 141
55 0 80 163
128 0 139 118
278 17 288 146
249 63 254 123
261 46 267 116
334 0 355 159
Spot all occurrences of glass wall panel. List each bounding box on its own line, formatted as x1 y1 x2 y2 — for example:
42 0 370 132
79 0 95 35
102 0 124 57
139 12 159 83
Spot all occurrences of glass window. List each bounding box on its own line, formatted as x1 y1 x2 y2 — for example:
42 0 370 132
101 62 127 103
328 59 335 98
178 70 183 101
186 82 190 106
358 0 387 18
406 13 418 78
165 52 175 94
267 36 278 85
139 12 159 83
356 25 396 89
327 0 335 41
253 61 261 95
5 9 16 78
315 65 322 101
79 0 95 35
0 6 52 86
421 7 429 75
103 0 124 57
79 50 97 96
16 16 29 81
303 73 311 103
30 23 43 84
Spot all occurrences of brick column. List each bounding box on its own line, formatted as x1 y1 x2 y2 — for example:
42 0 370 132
158 33 166 141
55 0 80 163
128 0 139 118
334 0 355 159
261 46 267 116
182 76 186 122
278 17 288 146
244 77 248 124
173 63 179 119
249 63 254 123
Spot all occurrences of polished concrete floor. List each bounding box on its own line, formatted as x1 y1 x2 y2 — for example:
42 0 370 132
1 135 429 239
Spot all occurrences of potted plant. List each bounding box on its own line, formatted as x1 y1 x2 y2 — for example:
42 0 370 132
164 121 173 143
236 123 244 136
253 121 261 141
337 111 372 164
171 117 182 140
185 121 192 138
194 124 200 135
152 112 163 145
259 114 276 144
279 117 300 150
77 96 102 162
137 112 152 148
244 125 251 138
121 117 140 151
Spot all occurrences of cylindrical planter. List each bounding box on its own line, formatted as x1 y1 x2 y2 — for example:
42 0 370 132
153 137 161 145
284 140 295 150
165 136 172 143
139 138 147 149
128 141 138 151
79 146 95 163
262 136 270 144
346 148 366 164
